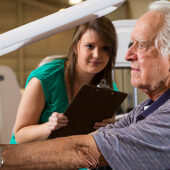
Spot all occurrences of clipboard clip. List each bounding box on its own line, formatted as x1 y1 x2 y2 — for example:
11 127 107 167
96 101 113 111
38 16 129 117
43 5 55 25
97 79 111 89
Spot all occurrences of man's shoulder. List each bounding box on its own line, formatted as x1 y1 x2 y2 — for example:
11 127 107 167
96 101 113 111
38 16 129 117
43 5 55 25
156 98 170 113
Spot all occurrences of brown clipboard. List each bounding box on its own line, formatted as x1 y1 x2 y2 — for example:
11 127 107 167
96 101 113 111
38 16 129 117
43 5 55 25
48 84 127 139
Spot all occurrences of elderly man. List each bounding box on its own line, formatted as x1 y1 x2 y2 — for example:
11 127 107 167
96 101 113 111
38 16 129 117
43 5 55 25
0 0 170 169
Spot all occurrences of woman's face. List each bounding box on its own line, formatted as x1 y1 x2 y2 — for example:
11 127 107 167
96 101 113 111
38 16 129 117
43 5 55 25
75 29 110 77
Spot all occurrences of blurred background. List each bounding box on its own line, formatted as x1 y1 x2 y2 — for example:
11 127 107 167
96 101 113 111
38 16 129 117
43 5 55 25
0 0 158 113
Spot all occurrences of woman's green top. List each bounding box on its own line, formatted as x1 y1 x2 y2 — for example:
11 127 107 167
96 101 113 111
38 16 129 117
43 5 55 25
10 58 118 144
10 58 69 144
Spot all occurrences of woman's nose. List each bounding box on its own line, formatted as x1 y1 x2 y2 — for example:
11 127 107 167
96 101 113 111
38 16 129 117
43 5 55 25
93 48 100 58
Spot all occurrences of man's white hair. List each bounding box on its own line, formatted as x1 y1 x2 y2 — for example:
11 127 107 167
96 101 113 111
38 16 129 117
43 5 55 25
149 0 170 58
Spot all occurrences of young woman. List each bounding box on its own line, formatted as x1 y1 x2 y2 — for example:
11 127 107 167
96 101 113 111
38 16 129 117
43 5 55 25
10 16 118 144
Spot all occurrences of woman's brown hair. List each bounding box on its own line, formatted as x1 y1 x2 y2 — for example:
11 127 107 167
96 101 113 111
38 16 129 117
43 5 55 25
66 16 117 98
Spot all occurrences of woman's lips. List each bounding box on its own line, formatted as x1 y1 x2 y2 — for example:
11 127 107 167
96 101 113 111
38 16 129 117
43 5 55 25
89 60 101 66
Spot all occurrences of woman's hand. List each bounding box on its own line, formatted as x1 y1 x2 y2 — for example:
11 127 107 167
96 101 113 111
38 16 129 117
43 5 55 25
93 116 115 130
48 112 68 131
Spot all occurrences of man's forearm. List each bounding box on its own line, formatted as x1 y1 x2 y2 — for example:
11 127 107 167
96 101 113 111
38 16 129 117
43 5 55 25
1 135 107 169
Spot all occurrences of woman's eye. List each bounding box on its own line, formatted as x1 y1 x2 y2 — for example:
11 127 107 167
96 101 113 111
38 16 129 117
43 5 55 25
102 46 110 52
86 44 93 49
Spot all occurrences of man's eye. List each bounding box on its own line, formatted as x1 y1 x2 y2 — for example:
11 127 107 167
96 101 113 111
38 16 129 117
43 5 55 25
138 43 146 49
86 45 93 49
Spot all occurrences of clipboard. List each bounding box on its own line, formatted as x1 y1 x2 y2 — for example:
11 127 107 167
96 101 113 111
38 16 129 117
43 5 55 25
48 84 127 139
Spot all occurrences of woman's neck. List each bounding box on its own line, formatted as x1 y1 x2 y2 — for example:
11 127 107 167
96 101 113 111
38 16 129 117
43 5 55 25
73 71 94 97
64 61 94 101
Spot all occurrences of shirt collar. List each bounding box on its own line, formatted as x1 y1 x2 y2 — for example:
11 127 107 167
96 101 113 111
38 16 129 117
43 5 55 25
141 89 170 118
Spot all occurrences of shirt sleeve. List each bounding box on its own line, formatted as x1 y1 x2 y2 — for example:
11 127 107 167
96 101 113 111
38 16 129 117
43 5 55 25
93 110 170 170
25 59 64 103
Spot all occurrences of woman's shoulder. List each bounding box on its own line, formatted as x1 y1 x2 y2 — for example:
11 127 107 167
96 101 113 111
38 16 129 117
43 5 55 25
31 58 65 76
38 57 65 71
26 58 66 86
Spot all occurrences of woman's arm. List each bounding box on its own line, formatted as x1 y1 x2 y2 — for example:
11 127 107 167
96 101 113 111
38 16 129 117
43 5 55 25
14 78 51 143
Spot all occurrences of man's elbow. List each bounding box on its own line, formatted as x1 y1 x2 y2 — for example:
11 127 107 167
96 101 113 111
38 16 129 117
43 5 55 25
74 136 107 168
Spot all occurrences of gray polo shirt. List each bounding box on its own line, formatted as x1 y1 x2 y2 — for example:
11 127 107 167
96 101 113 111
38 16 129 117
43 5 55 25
93 96 170 170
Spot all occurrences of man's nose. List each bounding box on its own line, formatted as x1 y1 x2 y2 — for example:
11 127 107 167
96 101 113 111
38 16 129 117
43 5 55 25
125 45 137 61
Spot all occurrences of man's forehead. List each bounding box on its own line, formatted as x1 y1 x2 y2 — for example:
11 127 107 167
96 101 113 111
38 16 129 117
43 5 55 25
131 24 153 42
131 11 164 41
139 11 164 27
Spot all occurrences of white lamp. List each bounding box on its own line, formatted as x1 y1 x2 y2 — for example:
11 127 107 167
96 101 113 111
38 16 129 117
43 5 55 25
69 0 83 5
0 0 126 56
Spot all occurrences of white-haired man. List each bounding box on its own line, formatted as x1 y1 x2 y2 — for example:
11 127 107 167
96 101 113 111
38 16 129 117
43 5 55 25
0 0 170 169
